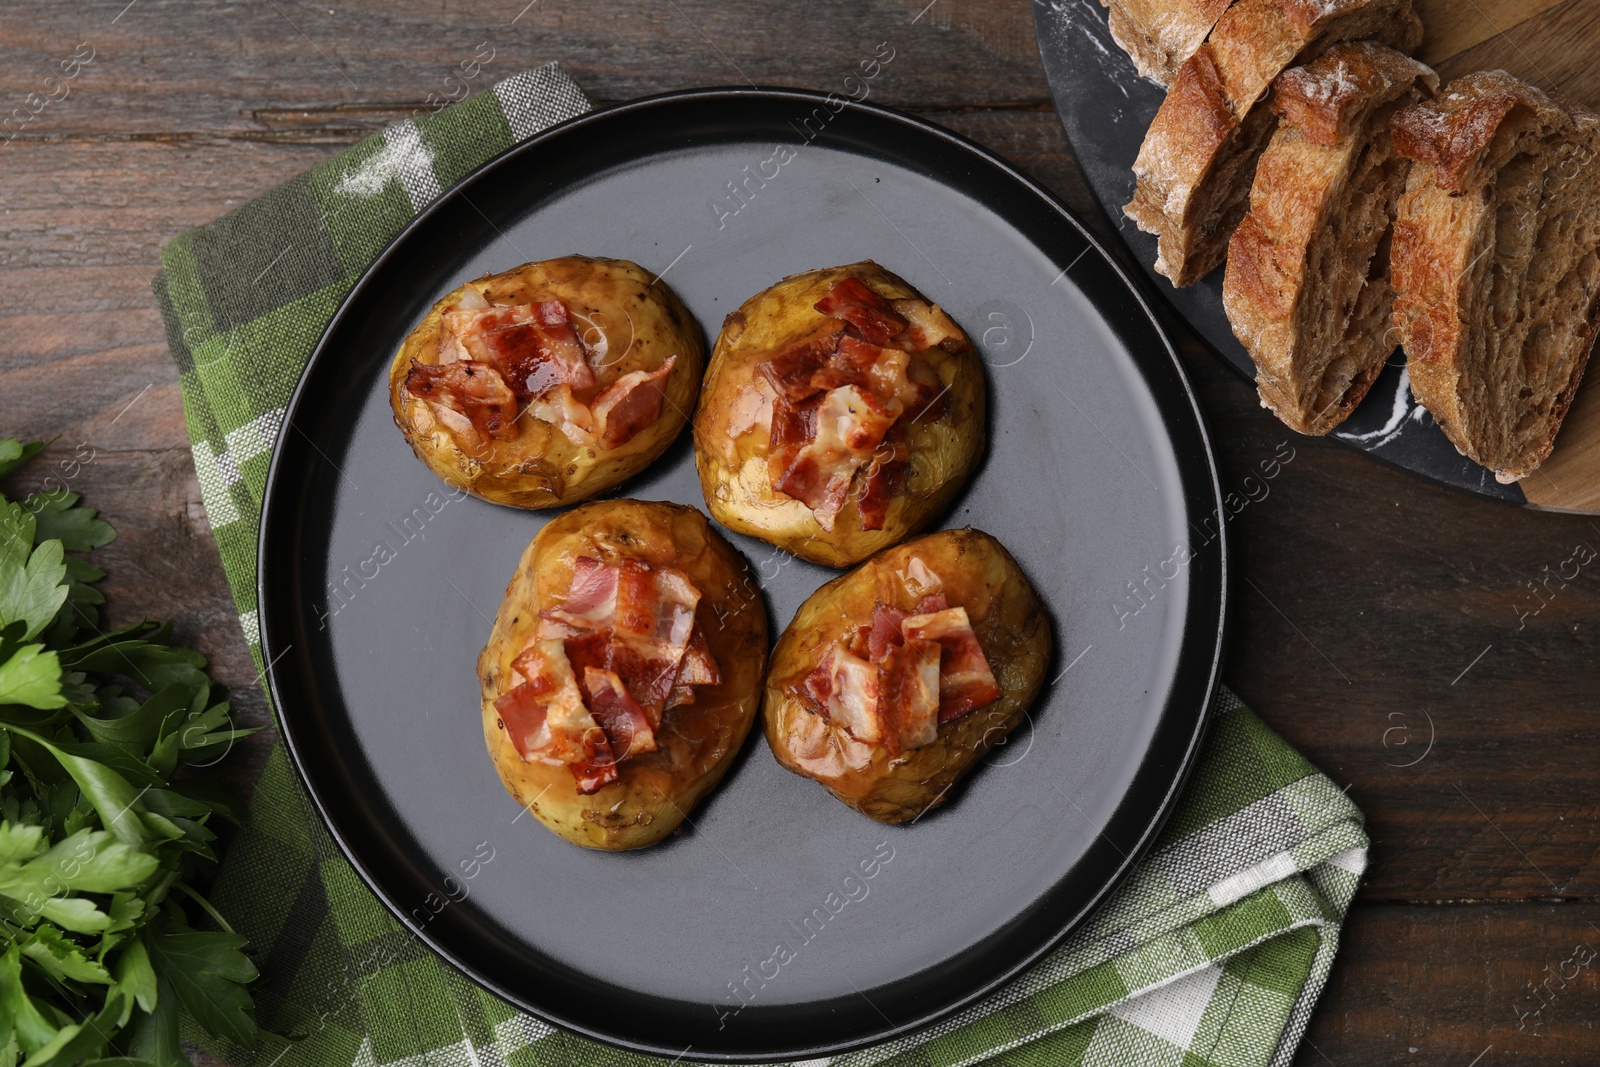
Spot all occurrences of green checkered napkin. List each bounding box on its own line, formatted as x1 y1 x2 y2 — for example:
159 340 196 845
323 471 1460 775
153 65 1367 1067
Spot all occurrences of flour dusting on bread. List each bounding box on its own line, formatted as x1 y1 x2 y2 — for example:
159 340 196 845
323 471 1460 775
1223 42 1436 435
1123 0 1423 287
1391 71 1600 481
1094 0 1599 474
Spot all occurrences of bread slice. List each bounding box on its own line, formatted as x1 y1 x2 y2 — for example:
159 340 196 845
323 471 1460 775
1223 43 1437 435
1391 71 1600 482
1099 0 1235 85
1124 0 1423 287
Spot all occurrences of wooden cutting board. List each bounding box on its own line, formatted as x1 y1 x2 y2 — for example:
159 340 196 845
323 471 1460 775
1034 0 1600 513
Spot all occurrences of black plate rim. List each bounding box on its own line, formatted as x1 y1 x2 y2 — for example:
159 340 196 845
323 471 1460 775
257 85 1231 1061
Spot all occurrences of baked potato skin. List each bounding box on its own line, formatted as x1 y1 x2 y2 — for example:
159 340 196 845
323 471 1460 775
390 256 703 509
763 528 1051 823
477 500 768 850
694 262 986 567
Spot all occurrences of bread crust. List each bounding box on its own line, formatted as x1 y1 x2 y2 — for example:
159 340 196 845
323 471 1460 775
1099 0 1236 85
1223 42 1437 435
1125 0 1423 287
1391 71 1600 481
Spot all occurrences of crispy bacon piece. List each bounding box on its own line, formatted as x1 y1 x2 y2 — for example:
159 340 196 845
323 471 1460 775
605 644 680 723
768 391 822 464
755 281 953 528
775 385 901 530
563 629 675 728
878 638 942 754
541 557 618 630
558 628 611 678
901 606 1003 721
568 556 619 608
570 727 620 793
815 277 908 346
856 431 909 532
677 629 721 685
802 635 939 755
613 564 700 716
796 567 1002 754
807 646 883 744
404 360 520 442
615 563 699 656
665 630 722 711
591 356 676 449
527 356 677 448
506 556 718 786
435 295 677 449
508 641 588 712
867 603 909 661
493 682 549 760
810 334 886 393
548 559 702 720
582 667 658 759
524 384 599 446
440 299 596 399
802 650 834 709
757 350 820 402
756 327 843 401
772 457 853 531
889 298 964 352
768 390 857 527
499 638 620 792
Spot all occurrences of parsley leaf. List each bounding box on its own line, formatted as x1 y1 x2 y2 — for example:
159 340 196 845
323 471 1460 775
0 645 65 710
24 493 114 555
0 504 67 642
146 927 259 1047
0 441 45 480
0 440 258 1067
108 937 158 1027
18 924 113 984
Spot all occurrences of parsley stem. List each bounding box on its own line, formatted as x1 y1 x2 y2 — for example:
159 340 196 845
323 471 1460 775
171 881 236 935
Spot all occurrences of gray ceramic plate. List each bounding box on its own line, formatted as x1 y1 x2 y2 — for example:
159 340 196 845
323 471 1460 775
258 88 1228 1061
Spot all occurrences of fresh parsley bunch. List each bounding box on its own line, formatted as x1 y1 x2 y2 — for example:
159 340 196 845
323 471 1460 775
0 439 260 1067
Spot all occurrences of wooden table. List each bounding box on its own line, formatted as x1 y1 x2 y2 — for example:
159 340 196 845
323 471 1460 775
4 2 1596 1062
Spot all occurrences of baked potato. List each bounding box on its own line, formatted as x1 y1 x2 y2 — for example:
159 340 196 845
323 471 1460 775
390 256 703 508
694 261 986 567
478 500 768 849
763 528 1051 823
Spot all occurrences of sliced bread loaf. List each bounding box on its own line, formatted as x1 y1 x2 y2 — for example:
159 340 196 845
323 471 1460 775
1223 42 1437 435
1099 0 1235 85
1391 71 1600 482
1124 0 1423 287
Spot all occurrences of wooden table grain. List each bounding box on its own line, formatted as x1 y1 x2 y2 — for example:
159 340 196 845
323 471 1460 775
2 1 1596 1062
